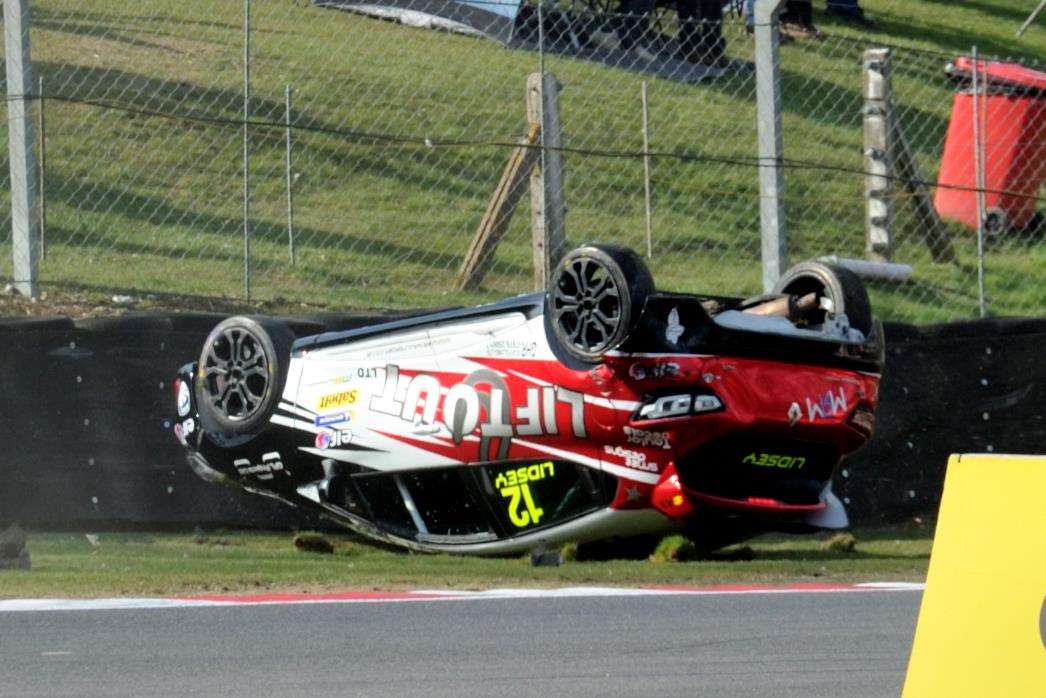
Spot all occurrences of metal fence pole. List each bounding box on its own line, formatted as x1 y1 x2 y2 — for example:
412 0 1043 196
37 75 47 261
754 0 787 293
641 81 653 258
4 0 40 298
971 46 986 318
242 0 252 300
285 84 295 265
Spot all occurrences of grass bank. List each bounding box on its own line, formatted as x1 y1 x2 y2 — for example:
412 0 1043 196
1 524 932 598
3 0 1041 322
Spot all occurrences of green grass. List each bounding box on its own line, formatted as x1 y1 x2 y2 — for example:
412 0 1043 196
0 524 932 598
3 0 1043 321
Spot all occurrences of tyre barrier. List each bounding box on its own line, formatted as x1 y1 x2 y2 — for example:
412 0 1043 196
0 313 1043 529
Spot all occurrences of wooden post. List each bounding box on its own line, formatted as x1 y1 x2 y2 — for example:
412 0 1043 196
456 124 541 291
863 48 893 262
892 118 955 263
864 48 955 264
526 72 566 291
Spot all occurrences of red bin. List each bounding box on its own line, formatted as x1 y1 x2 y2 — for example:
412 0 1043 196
934 57 1046 233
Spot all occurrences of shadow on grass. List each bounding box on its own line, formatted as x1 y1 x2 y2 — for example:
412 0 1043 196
39 168 531 281
34 5 243 47
746 548 928 562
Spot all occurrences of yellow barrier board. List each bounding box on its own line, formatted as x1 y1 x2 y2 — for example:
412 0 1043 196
903 454 1046 697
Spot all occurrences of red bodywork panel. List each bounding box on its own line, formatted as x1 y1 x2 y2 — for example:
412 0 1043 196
371 352 878 520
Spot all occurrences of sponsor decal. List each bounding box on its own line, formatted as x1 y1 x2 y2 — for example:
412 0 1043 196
604 445 658 472
173 418 195 447
315 429 352 449
485 340 538 358
317 389 359 411
805 387 848 421
370 365 586 460
742 452 806 469
233 452 284 480
314 412 352 428
665 307 684 344
787 402 802 427
176 380 191 417
623 426 671 450
494 461 554 528
364 336 452 359
628 362 680 381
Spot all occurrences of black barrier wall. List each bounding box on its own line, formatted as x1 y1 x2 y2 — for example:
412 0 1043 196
1 313 1043 528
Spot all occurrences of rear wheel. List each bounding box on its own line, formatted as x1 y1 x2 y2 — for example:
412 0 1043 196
546 245 654 363
194 316 292 435
772 261 872 337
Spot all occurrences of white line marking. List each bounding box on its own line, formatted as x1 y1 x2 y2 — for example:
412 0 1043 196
0 583 924 613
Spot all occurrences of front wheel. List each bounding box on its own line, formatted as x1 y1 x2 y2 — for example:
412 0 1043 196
194 316 292 436
546 244 654 364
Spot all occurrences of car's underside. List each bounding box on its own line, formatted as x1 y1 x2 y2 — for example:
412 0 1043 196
174 246 883 555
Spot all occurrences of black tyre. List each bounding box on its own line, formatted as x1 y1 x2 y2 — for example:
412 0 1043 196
772 261 872 336
194 316 293 436
546 244 654 363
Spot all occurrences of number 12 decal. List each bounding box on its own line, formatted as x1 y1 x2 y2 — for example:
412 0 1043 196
494 462 555 528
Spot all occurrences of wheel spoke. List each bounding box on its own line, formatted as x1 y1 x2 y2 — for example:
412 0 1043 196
578 319 592 350
575 259 593 293
593 308 616 326
587 272 609 297
224 329 243 366
568 318 583 341
235 383 253 410
203 365 228 378
562 264 583 296
243 377 266 400
206 342 224 367
239 336 258 363
589 316 609 341
217 382 235 412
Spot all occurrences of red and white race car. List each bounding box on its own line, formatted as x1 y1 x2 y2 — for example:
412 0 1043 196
174 245 882 554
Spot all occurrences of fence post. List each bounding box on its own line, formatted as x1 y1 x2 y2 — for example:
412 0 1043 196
284 84 295 265
863 48 893 262
4 0 40 298
242 0 252 300
971 47 987 318
526 72 566 290
641 81 653 258
37 75 46 261
754 0 787 293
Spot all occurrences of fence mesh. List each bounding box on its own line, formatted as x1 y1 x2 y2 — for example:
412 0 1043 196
1 0 1043 322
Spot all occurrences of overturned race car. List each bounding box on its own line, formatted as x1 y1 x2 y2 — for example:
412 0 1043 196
174 245 883 555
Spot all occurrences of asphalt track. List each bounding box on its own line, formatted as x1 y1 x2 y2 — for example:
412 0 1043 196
1 588 921 697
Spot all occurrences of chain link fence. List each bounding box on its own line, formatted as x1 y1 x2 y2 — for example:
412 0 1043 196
1 0 1043 322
